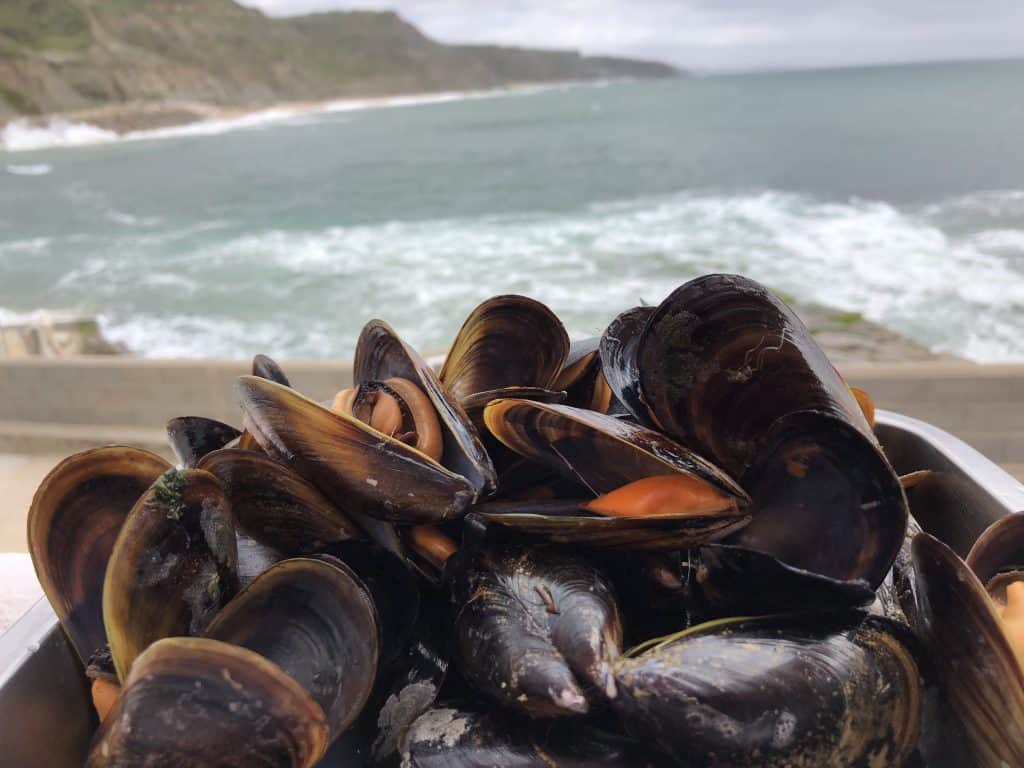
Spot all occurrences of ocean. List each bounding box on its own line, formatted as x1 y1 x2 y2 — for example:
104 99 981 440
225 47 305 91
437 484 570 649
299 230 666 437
2 59 1023 361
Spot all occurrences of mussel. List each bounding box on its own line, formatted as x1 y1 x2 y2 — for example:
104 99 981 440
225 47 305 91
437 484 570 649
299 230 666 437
598 275 908 607
614 612 922 767
87 637 329 768
479 398 749 549
27 446 172 666
401 707 665 767
165 416 241 467
103 468 239 680
237 320 496 524
911 519 1024 766
446 541 623 718
205 557 379 742
439 294 570 406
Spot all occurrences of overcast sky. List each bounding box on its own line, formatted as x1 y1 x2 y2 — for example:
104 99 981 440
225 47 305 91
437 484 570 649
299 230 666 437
236 0 1024 72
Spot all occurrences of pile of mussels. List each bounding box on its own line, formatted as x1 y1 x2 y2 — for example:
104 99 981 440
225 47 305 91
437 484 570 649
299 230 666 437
26 274 1024 767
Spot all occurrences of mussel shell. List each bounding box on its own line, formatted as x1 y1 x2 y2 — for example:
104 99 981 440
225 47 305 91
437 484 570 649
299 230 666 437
471 505 749 551
446 544 623 718
553 336 600 391
317 540 420 665
731 410 907 587
253 353 292 386
205 557 379 741
26 446 171 665
635 274 870 477
355 319 496 497
966 512 1024 591
911 532 1024 767
483 398 747 501
695 544 875 617
236 376 477 524
103 468 239 680
197 448 359 554
614 613 921 767
401 708 666 768
461 386 566 432
438 294 569 402
165 416 241 467
599 306 655 424
87 637 328 768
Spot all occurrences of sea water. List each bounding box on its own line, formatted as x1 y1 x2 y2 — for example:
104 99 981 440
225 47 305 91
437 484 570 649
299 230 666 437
1 60 1023 361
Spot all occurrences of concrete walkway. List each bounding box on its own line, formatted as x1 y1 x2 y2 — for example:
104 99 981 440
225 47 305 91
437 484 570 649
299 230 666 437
0 454 61 553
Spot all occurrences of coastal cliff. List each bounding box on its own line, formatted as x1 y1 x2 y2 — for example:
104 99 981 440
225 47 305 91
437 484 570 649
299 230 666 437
0 0 678 126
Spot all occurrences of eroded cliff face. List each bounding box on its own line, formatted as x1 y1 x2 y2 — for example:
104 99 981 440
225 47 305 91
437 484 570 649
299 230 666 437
0 0 678 121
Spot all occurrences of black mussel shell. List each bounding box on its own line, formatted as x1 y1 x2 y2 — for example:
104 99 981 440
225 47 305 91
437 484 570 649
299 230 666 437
316 540 420 665
614 613 921 767
236 376 477 524
439 294 569 403
599 305 655 424
355 319 496 497
86 637 328 768
205 557 379 741
695 544 875 618
911 532 1024 766
166 416 241 467
253 353 292 386
26 446 171 666
635 274 870 477
730 410 907 589
197 448 359 555
446 544 622 718
401 708 666 767
103 468 239 680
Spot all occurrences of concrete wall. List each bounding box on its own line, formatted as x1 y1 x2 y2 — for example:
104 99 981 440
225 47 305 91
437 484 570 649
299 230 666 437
0 358 1021 465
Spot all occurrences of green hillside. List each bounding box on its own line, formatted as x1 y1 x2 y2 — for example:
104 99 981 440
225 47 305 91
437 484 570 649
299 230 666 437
0 0 677 121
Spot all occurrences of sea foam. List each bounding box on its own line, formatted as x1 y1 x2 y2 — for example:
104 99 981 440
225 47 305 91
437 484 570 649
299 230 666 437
32 189 1023 363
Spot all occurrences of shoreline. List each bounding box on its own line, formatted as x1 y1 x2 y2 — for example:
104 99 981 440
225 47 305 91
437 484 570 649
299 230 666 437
0 79 610 152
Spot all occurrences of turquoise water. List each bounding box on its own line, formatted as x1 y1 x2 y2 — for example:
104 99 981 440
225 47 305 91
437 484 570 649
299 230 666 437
2 60 1024 360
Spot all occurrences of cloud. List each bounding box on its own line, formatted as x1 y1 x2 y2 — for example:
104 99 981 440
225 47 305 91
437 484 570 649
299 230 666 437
236 0 1024 71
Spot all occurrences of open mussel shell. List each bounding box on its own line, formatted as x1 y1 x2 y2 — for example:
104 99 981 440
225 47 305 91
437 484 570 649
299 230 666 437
401 708 666 768
966 511 1024 593
26 446 171 666
599 305 654 424
438 294 570 403
471 505 749 550
236 376 477 524
87 637 329 768
205 557 379 741
484 399 745 499
253 353 292 386
316 539 419 665
445 543 623 718
614 612 921 767
197 448 359 555
355 319 496 497
911 532 1024 766
166 416 241 467
103 468 239 680
730 410 907 588
635 274 870 477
